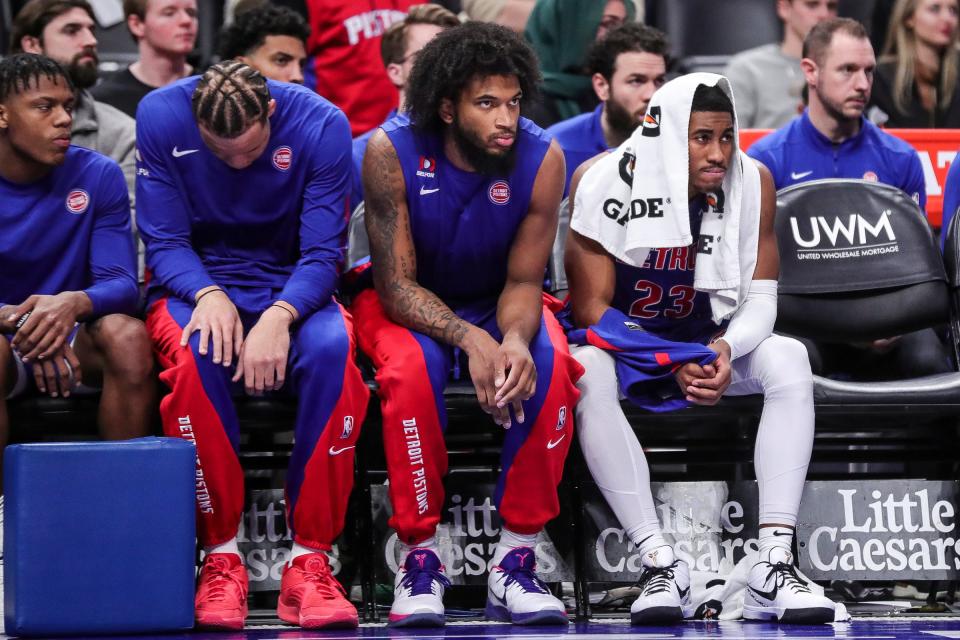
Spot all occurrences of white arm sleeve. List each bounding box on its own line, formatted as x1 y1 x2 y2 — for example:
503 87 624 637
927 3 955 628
717 279 778 360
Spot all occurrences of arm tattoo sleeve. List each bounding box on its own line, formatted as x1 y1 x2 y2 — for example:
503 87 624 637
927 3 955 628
364 138 473 347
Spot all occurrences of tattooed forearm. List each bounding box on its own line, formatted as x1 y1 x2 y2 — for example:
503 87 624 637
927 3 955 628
363 133 475 347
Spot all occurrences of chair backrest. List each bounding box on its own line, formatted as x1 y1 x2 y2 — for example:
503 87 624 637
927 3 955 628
653 0 781 59
943 205 960 365
346 201 369 270
548 197 571 295
774 179 949 342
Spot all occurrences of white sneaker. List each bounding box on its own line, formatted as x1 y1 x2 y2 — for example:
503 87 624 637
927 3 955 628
485 547 568 625
630 555 694 625
388 548 449 627
743 559 835 624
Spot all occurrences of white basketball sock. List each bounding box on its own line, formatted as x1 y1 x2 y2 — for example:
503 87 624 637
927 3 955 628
203 536 241 558
492 527 539 566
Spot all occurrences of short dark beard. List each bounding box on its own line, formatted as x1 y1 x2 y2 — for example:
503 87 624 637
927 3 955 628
605 88 640 142
450 117 517 177
66 50 98 89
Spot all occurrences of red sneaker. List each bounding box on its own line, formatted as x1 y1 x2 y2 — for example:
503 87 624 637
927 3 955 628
194 553 248 630
278 553 359 629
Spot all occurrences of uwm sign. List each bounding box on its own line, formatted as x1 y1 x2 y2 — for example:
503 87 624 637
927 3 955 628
741 129 960 227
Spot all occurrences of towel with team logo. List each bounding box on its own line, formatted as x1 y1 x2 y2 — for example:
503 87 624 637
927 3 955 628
568 308 718 412
571 73 762 324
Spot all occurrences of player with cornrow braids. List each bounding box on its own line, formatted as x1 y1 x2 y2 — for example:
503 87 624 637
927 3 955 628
136 60 369 630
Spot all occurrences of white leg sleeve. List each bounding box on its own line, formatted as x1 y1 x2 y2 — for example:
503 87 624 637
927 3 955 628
726 335 814 527
571 345 662 544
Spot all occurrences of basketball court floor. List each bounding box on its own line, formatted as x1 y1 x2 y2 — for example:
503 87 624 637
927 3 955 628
4 618 959 639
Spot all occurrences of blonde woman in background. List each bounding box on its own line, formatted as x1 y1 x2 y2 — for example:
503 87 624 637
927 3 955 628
870 0 960 127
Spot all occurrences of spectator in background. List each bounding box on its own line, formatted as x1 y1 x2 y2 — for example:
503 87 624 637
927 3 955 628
524 0 636 128
91 0 198 118
724 0 838 129
749 17 951 380
218 3 309 84
12 0 140 277
349 3 459 208
870 0 960 127
546 22 667 196
302 0 418 137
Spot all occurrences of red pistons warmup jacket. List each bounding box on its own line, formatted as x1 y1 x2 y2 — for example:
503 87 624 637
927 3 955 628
304 0 418 136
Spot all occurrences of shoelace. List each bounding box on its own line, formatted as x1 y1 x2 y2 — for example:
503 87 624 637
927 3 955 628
299 557 347 600
200 557 246 603
502 563 550 595
765 562 812 594
635 562 679 596
399 564 451 597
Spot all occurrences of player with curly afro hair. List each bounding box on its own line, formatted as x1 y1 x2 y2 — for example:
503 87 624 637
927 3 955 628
353 18 579 630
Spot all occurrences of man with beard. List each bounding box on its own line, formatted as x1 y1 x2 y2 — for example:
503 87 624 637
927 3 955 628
352 22 583 627
11 0 136 211
748 18 950 381
546 22 667 197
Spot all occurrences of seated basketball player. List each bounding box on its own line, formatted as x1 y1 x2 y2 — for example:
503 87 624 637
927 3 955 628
135 61 369 630
352 22 583 627
0 53 153 485
565 76 836 624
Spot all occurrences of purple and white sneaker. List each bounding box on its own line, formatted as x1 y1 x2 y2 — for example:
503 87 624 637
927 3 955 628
388 548 450 627
485 547 568 625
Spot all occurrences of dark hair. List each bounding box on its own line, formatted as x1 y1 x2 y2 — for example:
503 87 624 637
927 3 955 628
0 53 73 102
380 4 459 66
218 4 309 60
802 17 870 65
122 0 147 20
404 21 541 132
10 0 95 54
192 60 271 138
691 83 733 115
586 22 668 80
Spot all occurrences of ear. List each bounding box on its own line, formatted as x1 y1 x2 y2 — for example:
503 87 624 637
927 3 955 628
439 97 454 124
385 62 405 90
267 98 277 118
0 104 9 131
800 57 818 88
20 35 43 55
127 13 146 41
775 0 791 23
592 72 610 102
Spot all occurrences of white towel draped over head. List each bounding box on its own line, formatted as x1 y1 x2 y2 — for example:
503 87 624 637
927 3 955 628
570 72 763 324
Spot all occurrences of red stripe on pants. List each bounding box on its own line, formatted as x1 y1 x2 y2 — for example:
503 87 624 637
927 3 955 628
146 298 244 546
498 309 584 534
289 304 370 550
352 290 447 545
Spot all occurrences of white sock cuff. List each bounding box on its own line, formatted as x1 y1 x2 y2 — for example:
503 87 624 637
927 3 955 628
204 537 241 558
498 527 539 550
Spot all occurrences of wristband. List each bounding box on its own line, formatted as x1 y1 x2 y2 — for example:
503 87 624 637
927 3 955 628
271 303 296 322
15 311 31 330
195 288 223 303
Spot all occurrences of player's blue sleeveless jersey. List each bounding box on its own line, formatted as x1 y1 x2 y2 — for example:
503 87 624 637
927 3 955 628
135 77 351 315
610 195 721 344
0 146 137 316
382 116 551 307
545 105 608 197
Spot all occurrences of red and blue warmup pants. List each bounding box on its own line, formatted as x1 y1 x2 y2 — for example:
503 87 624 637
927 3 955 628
351 289 583 545
146 286 369 549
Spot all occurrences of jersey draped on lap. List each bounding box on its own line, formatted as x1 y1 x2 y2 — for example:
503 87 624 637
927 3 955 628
136 77 369 549
351 117 584 543
577 195 726 411
0 146 138 316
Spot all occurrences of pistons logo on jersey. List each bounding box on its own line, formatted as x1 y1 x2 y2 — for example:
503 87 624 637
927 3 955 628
488 180 511 205
340 415 354 439
66 189 90 214
272 146 292 171
416 156 436 178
